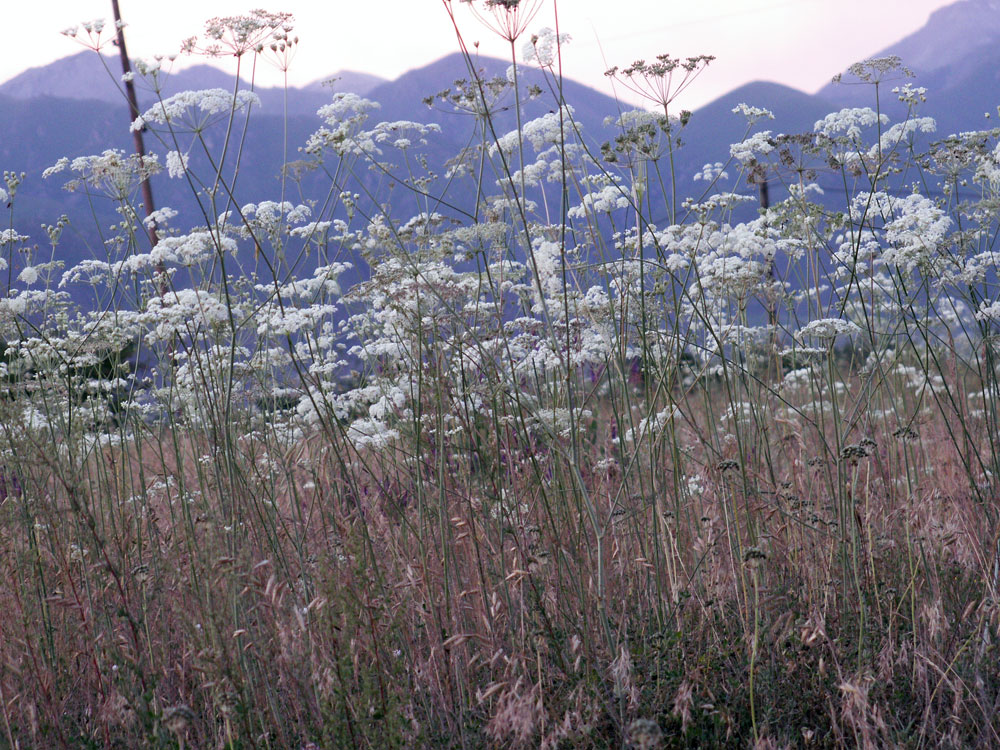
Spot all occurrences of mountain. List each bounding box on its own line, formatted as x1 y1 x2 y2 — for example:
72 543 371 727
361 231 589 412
0 52 386 116
818 0 1000 129
302 71 386 96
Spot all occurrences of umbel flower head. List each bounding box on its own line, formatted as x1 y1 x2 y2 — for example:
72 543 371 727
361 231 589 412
460 0 543 42
605 53 715 114
181 10 294 57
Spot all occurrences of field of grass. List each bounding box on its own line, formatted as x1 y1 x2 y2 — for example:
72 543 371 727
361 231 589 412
2 5 1000 748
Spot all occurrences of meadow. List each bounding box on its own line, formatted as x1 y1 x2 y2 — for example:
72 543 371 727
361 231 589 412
1 4 1000 747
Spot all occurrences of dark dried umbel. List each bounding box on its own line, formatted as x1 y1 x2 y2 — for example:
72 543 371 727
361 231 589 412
840 443 870 466
605 53 715 113
181 10 294 57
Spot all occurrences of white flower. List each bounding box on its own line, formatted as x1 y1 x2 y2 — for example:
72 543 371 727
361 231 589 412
730 131 774 163
975 301 1000 322
881 193 951 273
814 107 888 140
568 184 630 219
132 89 261 132
491 106 576 156
523 27 571 67
693 162 729 182
732 103 774 123
0 230 27 246
142 206 179 230
141 289 234 343
17 266 38 286
165 150 189 179
797 318 861 340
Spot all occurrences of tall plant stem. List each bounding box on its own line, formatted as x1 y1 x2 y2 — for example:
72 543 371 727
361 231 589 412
110 0 167 296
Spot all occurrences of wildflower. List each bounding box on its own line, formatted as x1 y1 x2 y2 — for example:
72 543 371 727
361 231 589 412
730 131 775 163
814 107 887 140
44 149 161 197
461 0 543 43
693 162 729 181
17 266 38 286
131 89 261 133
567 184 630 219
605 53 715 113
832 56 913 85
182 10 294 58
490 105 577 156
522 27 571 67
622 405 679 444
165 150 190 179
840 444 870 465
797 318 861 340
732 102 774 124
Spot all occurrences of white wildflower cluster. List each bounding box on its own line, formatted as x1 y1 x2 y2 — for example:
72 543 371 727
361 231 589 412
305 94 381 155
44 149 161 196
567 184 630 219
506 143 592 188
872 117 936 156
881 193 951 273
797 318 861 340
143 206 179 230
693 162 729 182
132 89 261 132
239 201 312 245
846 191 952 276
522 27 571 66
15 48 1000 549
165 150 190 179
975 301 1000 322
141 289 233 343
732 103 774 124
491 106 577 156
729 132 774 163
814 107 888 140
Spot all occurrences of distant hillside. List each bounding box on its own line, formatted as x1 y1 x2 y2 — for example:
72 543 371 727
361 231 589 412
0 52 386 116
818 0 1000 131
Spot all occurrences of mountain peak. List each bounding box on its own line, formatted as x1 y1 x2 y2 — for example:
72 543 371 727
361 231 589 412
818 0 1000 109
867 0 1000 74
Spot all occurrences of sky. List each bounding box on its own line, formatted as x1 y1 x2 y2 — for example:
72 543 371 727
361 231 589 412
3 0 959 110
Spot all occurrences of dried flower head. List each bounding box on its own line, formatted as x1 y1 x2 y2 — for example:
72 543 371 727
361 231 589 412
460 0 543 42
840 444 870 466
605 53 715 114
832 56 913 85
182 10 294 58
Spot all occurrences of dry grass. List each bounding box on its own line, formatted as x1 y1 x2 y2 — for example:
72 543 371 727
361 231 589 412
1 364 999 749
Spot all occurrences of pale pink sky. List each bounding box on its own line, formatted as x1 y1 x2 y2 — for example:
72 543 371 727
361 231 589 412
3 0 957 109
